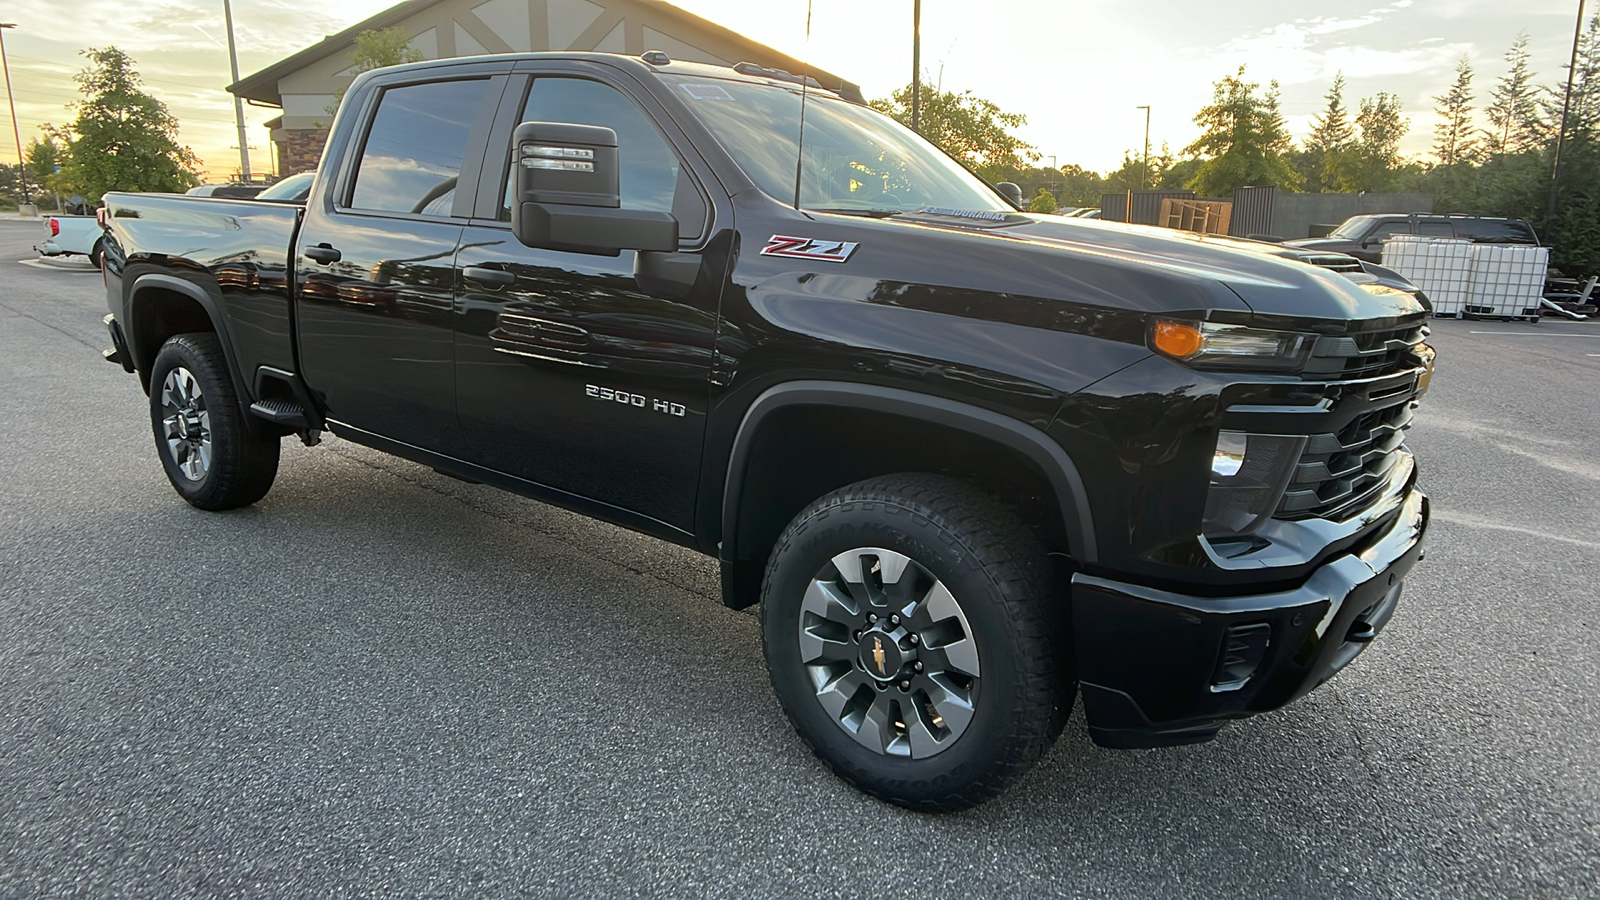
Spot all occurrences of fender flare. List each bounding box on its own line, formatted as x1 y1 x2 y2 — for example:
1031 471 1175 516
126 273 252 408
720 380 1098 565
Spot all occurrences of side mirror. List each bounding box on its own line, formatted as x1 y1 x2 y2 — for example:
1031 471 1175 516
511 121 678 256
996 182 1025 207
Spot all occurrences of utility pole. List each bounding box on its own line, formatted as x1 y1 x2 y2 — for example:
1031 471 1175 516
1137 105 1151 190
911 0 922 134
0 23 28 206
1547 0 1587 225
223 0 250 180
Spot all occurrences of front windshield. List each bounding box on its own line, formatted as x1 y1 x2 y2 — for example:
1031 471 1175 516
1328 216 1378 239
661 75 1011 215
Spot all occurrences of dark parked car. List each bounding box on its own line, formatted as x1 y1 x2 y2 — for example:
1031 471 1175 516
1284 213 1538 262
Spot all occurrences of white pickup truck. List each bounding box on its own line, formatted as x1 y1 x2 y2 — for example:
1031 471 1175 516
34 214 106 267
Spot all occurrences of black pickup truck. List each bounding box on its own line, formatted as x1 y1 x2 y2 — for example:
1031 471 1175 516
99 52 1431 811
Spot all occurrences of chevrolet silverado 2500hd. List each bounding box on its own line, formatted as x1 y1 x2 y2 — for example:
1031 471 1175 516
99 52 1431 810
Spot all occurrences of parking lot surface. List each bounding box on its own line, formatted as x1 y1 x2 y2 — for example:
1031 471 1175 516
1 218 1596 898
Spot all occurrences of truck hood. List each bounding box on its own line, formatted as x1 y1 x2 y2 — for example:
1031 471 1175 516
869 211 1425 327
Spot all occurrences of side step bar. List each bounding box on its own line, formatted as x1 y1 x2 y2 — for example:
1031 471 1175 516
249 397 310 429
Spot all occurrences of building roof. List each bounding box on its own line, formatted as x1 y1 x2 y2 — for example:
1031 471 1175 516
228 0 848 107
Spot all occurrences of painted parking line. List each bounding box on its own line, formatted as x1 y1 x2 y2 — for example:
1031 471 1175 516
16 258 97 272
1468 331 1599 337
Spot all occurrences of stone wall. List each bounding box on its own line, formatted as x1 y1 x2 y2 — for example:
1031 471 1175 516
274 128 329 176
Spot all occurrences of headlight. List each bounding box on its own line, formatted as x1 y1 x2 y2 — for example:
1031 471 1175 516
1151 320 1314 371
1202 431 1306 538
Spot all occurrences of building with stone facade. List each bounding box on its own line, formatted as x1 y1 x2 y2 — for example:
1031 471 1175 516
228 0 847 176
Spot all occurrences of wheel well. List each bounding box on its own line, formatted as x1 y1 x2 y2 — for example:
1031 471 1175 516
728 405 1073 572
128 288 215 385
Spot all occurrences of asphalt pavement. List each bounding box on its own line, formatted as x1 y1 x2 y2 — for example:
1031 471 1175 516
1 217 1596 898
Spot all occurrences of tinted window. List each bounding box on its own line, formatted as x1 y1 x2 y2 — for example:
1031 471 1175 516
350 79 490 216
1418 221 1454 236
1456 219 1536 243
1366 222 1408 243
501 78 679 219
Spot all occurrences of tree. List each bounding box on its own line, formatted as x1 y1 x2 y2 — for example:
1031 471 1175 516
1484 34 1544 154
1028 188 1057 212
1333 92 1408 192
53 47 199 200
1183 68 1302 196
1433 57 1477 166
332 27 424 111
871 83 1037 181
1302 73 1356 192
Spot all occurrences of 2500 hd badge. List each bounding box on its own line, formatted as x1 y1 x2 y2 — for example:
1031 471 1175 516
586 383 687 417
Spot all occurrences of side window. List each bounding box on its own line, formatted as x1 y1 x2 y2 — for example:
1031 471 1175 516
1365 222 1407 243
349 79 491 216
1418 221 1454 237
1457 219 1534 243
500 78 690 225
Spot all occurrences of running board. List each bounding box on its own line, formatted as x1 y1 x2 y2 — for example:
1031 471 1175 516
249 398 310 428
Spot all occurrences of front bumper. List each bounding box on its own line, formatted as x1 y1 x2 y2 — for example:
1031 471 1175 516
1072 487 1428 749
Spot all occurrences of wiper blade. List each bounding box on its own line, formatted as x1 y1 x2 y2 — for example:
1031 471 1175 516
804 206 901 218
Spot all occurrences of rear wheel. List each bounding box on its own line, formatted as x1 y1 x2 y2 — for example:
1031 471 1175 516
760 474 1069 811
90 238 105 270
149 332 279 510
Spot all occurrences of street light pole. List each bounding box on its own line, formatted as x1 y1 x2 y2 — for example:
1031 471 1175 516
222 0 250 180
911 0 922 134
1547 0 1587 226
1137 105 1151 190
0 23 29 205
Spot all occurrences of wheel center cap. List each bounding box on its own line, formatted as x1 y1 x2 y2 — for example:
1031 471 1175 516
858 630 904 681
176 416 190 439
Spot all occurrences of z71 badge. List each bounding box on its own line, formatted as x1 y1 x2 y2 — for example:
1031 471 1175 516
760 235 859 264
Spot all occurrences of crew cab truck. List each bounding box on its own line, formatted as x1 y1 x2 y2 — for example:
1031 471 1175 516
99 52 1431 811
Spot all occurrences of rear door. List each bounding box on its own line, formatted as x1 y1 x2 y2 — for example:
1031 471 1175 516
451 63 725 534
295 64 507 456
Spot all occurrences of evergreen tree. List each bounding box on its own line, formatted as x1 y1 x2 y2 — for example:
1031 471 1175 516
1303 73 1356 192
1433 57 1477 166
1183 67 1303 195
1485 34 1544 153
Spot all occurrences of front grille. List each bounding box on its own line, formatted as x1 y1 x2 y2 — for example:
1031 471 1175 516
1302 323 1428 381
1278 400 1415 520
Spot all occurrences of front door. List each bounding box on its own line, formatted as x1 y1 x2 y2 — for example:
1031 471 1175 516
296 74 500 455
453 73 720 532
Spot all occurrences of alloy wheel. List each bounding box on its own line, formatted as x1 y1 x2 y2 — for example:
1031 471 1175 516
797 547 981 758
160 366 212 482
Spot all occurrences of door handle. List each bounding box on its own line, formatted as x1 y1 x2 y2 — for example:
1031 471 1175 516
463 265 516 287
304 244 341 265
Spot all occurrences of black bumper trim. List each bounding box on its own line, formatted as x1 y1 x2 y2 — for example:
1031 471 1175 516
1072 489 1428 749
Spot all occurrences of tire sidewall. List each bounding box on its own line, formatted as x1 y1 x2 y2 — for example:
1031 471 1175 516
149 336 230 506
762 493 1039 801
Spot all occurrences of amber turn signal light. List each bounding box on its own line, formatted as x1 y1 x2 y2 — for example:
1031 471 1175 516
1152 320 1204 358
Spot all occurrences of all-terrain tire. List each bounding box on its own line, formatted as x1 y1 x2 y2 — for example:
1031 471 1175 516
149 332 279 510
760 473 1070 811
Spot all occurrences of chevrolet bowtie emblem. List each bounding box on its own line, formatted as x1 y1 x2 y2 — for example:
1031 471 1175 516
872 636 886 676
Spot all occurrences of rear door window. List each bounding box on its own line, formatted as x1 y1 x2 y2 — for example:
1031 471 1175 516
1418 221 1454 237
349 78 492 216
1456 219 1536 243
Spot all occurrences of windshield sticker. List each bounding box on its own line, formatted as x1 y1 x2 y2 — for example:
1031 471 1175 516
760 235 860 264
916 206 1010 222
681 83 736 101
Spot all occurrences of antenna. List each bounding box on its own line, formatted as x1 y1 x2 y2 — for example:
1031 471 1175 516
792 0 813 209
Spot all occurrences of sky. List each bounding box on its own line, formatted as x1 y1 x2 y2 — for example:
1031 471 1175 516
0 0 1591 181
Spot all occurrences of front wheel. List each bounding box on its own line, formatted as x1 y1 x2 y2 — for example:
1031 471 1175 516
149 332 280 510
760 474 1070 811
